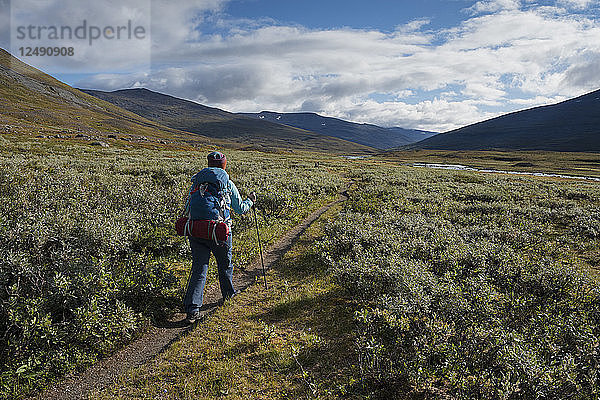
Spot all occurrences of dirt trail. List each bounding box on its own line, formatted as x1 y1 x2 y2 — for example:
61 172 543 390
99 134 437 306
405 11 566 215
34 192 347 400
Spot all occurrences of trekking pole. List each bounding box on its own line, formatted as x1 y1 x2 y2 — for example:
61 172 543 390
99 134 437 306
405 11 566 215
253 205 268 289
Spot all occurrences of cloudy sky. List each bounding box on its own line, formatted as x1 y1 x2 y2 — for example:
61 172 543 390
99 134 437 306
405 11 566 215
2 0 600 132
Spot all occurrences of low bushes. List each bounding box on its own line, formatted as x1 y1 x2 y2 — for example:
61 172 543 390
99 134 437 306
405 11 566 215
0 144 343 398
319 167 600 399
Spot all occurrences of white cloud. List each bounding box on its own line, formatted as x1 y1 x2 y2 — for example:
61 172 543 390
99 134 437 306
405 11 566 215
508 94 568 106
329 98 497 133
150 0 226 54
396 19 432 33
561 55 600 89
10 0 152 72
7 0 229 73
557 0 598 10
465 0 521 15
73 1 600 132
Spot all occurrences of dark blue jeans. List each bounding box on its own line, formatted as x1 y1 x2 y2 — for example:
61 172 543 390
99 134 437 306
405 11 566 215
184 235 235 314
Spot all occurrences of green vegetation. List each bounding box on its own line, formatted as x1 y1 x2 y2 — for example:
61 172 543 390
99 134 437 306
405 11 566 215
2 131 600 399
318 164 600 398
94 204 359 399
3 41 600 400
0 139 343 399
92 158 600 400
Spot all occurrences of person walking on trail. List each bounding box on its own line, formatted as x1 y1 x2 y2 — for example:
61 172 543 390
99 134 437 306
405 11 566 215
183 151 256 324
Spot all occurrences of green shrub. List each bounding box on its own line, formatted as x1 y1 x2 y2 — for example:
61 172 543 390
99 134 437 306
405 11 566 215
318 166 600 399
0 145 344 398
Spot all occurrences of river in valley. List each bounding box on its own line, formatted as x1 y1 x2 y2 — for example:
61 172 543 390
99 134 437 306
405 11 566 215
410 163 600 182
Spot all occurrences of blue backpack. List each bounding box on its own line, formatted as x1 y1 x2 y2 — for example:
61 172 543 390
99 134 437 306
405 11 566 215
187 168 231 222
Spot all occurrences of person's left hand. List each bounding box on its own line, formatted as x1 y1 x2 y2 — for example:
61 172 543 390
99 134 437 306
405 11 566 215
249 192 257 203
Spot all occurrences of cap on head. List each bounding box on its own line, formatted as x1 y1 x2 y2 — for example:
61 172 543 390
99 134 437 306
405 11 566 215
207 151 227 169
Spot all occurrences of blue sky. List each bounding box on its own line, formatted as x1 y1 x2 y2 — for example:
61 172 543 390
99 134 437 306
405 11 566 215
221 0 470 32
2 0 600 132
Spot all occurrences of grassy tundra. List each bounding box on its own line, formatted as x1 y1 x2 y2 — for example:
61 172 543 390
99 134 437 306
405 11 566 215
1 136 599 399
320 164 600 398
0 140 343 398
96 159 600 399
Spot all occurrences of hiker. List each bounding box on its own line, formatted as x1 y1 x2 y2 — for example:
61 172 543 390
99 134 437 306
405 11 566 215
183 151 256 324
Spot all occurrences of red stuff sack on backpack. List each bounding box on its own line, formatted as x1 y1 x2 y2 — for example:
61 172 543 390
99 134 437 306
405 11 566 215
175 217 230 242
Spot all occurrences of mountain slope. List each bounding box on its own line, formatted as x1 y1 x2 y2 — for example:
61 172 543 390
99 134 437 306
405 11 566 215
241 111 436 149
81 88 374 153
409 89 600 152
0 48 206 145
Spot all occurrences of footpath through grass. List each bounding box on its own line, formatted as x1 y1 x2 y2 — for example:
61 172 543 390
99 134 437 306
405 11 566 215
0 139 346 399
98 160 600 400
94 201 364 400
4 137 600 399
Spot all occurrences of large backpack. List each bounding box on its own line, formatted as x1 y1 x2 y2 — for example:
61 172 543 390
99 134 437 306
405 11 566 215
187 168 231 222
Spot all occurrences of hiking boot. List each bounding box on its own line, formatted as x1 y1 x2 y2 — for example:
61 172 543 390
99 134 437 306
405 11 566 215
219 290 238 305
185 311 201 324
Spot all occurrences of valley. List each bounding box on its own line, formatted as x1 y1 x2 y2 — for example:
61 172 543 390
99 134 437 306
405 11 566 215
1 48 600 399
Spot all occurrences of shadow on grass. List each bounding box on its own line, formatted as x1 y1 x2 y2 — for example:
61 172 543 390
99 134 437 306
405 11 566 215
153 300 221 328
275 240 329 280
246 242 416 398
245 268 358 396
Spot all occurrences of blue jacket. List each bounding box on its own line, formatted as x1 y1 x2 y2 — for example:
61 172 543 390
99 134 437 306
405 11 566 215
186 167 253 226
227 178 254 216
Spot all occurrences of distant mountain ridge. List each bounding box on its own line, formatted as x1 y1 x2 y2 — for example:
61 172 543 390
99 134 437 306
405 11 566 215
81 88 374 153
0 48 203 144
408 89 600 152
241 111 436 149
